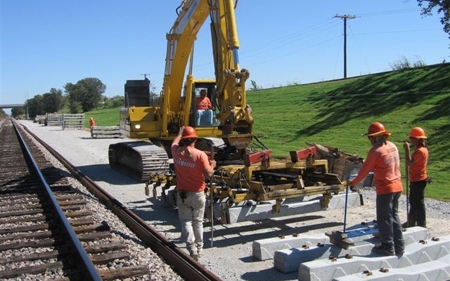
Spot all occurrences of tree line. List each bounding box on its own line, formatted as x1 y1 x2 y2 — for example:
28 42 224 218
9 78 124 119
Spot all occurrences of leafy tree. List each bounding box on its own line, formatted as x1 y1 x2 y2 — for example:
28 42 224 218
64 78 106 113
417 0 450 40
42 88 63 113
25 95 44 118
103 95 124 108
69 100 83 113
11 107 25 118
64 82 78 113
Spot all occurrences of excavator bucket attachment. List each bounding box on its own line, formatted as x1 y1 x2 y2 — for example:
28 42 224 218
223 134 253 150
108 141 170 182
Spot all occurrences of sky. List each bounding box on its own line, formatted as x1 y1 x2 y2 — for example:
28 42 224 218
1 0 449 112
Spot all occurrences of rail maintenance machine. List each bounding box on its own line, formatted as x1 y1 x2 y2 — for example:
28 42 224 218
108 0 363 224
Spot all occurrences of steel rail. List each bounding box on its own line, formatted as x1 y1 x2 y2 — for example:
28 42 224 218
12 119 102 281
21 123 223 281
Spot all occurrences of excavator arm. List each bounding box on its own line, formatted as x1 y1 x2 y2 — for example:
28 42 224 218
208 0 253 135
161 0 253 144
161 0 210 137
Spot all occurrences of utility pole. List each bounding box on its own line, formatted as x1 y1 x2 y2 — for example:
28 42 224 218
334 14 356 79
140 73 150 80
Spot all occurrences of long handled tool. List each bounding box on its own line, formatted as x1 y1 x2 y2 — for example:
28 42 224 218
402 140 410 225
343 176 352 233
210 145 215 247
325 175 353 249
405 157 409 224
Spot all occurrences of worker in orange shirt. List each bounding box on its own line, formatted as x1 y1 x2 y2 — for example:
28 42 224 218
89 117 96 136
403 127 429 228
89 117 96 127
196 89 212 110
195 89 213 126
171 126 216 261
350 122 405 256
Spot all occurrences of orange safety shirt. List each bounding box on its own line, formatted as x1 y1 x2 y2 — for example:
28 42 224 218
351 141 403 195
409 146 428 182
196 96 212 110
89 117 96 127
171 143 211 192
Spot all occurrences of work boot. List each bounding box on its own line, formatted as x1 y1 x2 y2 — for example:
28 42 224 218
401 222 410 229
395 248 404 256
187 244 196 258
371 245 394 256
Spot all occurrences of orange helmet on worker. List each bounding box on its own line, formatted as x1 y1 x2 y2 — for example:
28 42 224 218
365 121 391 137
409 127 427 139
181 126 198 139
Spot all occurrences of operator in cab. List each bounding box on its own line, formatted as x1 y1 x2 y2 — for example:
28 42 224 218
195 89 213 126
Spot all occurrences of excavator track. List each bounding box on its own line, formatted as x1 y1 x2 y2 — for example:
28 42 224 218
108 141 170 182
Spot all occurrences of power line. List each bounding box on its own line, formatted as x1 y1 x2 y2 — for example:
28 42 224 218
334 14 356 79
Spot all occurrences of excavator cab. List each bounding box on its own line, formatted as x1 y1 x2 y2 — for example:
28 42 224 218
190 82 218 128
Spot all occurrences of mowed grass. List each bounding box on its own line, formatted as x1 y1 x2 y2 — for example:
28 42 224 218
87 63 450 201
83 107 121 128
248 63 450 201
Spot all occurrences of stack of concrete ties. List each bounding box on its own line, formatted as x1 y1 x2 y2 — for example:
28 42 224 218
46 113 63 126
90 126 122 138
62 113 84 130
251 192 363 260
253 226 449 281
300 230 449 281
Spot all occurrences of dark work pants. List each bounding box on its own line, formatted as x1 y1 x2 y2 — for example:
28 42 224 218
408 180 427 227
376 191 404 252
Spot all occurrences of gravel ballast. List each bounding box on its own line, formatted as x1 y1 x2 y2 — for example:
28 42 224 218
19 121 450 281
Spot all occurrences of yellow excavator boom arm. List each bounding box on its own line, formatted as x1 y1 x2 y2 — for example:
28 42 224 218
161 0 253 138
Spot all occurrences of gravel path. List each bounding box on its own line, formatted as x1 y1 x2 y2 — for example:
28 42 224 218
19 120 450 281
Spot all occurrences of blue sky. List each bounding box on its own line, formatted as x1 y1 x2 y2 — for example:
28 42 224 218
1 0 449 110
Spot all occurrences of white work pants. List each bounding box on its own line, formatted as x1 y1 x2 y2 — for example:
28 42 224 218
177 191 206 256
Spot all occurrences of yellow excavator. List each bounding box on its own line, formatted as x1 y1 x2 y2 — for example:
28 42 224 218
109 0 358 223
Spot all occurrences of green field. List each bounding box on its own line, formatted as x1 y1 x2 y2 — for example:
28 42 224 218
86 63 450 201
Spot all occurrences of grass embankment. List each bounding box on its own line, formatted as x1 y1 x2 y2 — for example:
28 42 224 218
84 107 121 127
86 63 450 201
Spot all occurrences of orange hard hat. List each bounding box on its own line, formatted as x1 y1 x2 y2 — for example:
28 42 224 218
181 126 198 139
409 127 427 139
365 122 391 137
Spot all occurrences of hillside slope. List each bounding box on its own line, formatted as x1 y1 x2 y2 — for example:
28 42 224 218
248 63 450 200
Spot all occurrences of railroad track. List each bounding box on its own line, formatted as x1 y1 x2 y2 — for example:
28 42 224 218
0 118 222 281
0 119 150 280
